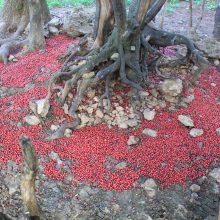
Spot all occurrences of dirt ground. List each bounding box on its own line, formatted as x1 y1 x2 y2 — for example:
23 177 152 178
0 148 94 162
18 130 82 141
0 2 220 220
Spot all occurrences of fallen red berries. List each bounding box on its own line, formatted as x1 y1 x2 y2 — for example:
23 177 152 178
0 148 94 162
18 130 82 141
0 35 220 191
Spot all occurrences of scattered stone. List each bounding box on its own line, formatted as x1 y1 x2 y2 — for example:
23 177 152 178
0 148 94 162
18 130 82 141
87 107 94 114
30 98 50 118
160 78 183 97
118 122 128 129
51 124 59 131
115 161 127 169
142 128 157 137
141 178 157 198
49 26 59 35
190 184 201 192
110 53 119 61
127 119 138 127
87 89 96 99
143 109 156 121
139 91 149 98
96 109 104 118
63 103 69 114
64 128 72 138
48 17 61 27
189 128 204 137
178 115 194 127
214 59 220 66
209 168 220 183
216 128 220 136
79 114 90 125
62 7 94 37
127 136 140 145
83 71 95 79
24 115 41 126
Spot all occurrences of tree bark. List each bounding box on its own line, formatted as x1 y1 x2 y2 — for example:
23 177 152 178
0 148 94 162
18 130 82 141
213 3 220 41
28 0 47 50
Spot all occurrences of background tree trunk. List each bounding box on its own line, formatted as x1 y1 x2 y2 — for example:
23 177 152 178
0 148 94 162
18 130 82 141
0 0 29 38
28 0 48 50
213 2 220 41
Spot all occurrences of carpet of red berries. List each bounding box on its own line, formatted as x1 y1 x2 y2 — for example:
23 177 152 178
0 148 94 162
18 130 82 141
0 35 220 191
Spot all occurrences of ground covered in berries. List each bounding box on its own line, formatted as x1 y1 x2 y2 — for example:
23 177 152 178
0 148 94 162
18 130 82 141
1 3 220 217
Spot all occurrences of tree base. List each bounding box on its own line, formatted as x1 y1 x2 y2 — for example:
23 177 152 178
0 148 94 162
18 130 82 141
32 24 210 140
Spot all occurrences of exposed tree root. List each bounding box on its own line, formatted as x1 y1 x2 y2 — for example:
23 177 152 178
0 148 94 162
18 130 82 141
38 22 209 140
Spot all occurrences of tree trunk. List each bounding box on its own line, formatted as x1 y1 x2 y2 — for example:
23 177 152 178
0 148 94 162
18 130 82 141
28 0 48 50
213 3 220 41
0 0 50 39
0 0 29 38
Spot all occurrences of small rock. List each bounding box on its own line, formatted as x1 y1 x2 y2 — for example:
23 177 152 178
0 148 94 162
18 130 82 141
110 53 119 61
127 136 140 145
209 168 220 183
141 178 157 198
161 78 183 97
178 115 194 127
87 107 93 114
51 124 59 131
82 71 95 79
189 128 204 137
49 26 59 35
12 58 18 62
64 128 72 138
142 128 157 137
127 119 138 127
139 91 149 98
118 122 128 129
190 184 201 192
24 115 41 126
63 103 69 114
8 55 15 61
143 109 156 121
214 59 220 66
216 128 220 136
48 17 61 27
96 109 104 118
87 89 96 99
80 114 90 125
130 46 135 51
211 83 216 87
115 161 127 169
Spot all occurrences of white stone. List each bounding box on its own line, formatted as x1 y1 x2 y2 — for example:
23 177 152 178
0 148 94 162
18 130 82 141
143 109 156 121
142 128 157 137
64 128 72 138
141 178 157 198
48 17 61 27
127 119 138 127
49 26 59 35
216 128 220 136
96 109 104 118
161 78 183 97
24 115 41 126
118 122 128 129
214 59 220 66
50 124 59 131
127 136 139 145
209 168 220 183
32 98 50 118
189 128 204 137
178 115 194 127
82 71 95 79
190 184 201 192
115 161 127 169
110 53 119 61
63 103 69 115
87 107 94 114
80 114 90 125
